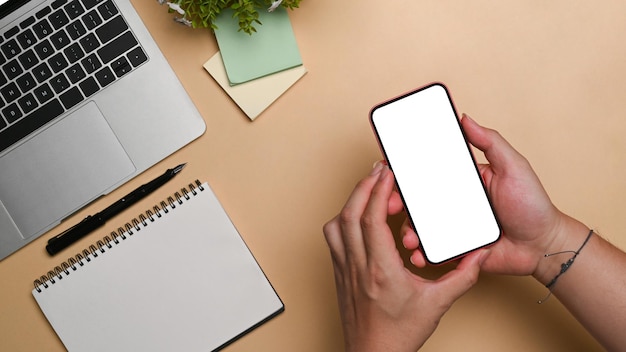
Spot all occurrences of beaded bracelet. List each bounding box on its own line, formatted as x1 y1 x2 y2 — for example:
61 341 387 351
537 229 594 304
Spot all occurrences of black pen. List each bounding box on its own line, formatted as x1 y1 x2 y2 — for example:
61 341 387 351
46 163 187 256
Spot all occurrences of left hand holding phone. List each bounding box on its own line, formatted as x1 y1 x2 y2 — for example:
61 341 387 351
323 161 489 352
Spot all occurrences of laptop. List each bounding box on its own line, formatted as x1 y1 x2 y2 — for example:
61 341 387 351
0 0 206 261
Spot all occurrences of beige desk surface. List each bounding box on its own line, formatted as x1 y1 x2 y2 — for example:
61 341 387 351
2 0 626 350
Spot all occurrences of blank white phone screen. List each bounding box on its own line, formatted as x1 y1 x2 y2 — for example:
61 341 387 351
371 84 500 264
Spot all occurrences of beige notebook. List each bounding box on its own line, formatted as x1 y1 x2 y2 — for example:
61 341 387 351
32 180 283 351
204 52 307 120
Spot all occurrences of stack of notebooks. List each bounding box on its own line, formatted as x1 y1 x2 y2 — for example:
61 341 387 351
205 8 307 120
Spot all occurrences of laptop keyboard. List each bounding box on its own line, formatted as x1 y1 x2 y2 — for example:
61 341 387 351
0 0 148 153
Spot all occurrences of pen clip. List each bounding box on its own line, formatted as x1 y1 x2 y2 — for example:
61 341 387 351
47 216 92 244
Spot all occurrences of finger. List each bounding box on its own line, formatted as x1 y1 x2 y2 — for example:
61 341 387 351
387 190 404 215
323 216 347 267
400 218 418 248
372 161 405 215
461 114 525 175
433 249 488 302
338 162 386 264
360 166 402 265
399 218 427 267
410 250 427 268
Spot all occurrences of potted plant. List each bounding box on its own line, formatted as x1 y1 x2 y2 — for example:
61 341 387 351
158 0 302 34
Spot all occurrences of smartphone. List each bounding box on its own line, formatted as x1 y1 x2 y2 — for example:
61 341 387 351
370 83 501 264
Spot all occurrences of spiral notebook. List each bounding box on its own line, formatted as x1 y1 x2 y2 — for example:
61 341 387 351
32 180 284 351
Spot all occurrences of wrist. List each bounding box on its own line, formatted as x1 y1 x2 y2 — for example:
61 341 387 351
532 216 591 286
346 335 423 352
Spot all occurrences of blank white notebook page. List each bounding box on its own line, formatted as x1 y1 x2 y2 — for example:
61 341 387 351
32 182 283 352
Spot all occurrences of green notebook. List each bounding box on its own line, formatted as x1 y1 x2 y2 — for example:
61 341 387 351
214 7 303 86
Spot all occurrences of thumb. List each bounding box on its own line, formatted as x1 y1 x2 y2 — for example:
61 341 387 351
461 114 524 174
433 249 489 302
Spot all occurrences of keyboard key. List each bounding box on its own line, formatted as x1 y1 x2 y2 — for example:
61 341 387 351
16 72 37 92
81 53 101 73
2 59 23 80
50 29 70 49
65 62 86 83
0 71 6 87
51 0 68 9
34 39 54 60
18 93 39 114
33 62 53 83
97 0 118 20
111 56 131 77
34 83 55 103
0 99 64 153
66 20 87 40
94 66 114 87
83 0 103 10
33 19 53 39
2 103 22 123
18 49 38 70
4 26 19 39
127 46 148 67
59 86 82 109
20 16 36 29
64 42 84 63
49 9 69 30
48 52 68 72
16 28 37 48
95 15 128 44
36 6 52 19
1 38 21 57
50 73 70 93
79 32 100 53
0 82 20 103
82 9 102 30
79 76 99 97
97 31 137 64
64 0 85 19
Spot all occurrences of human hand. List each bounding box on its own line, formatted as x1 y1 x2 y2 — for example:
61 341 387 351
401 114 569 278
323 162 488 352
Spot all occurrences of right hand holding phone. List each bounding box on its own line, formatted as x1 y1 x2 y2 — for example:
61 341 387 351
402 114 567 278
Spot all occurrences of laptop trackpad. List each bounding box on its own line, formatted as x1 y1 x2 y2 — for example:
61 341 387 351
0 102 135 239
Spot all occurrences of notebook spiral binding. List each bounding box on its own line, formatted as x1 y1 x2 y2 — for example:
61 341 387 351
33 180 205 293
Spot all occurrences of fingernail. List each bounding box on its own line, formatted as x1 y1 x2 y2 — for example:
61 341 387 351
370 160 385 175
377 164 389 180
462 113 476 124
